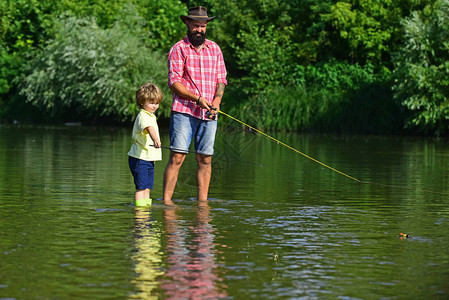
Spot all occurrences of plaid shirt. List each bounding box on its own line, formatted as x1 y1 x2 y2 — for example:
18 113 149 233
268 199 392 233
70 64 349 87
168 36 227 120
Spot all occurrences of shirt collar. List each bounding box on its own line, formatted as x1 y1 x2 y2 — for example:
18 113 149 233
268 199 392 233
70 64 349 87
141 109 155 117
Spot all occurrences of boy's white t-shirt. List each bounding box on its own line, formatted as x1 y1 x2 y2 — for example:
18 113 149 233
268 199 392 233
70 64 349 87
127 109 162 161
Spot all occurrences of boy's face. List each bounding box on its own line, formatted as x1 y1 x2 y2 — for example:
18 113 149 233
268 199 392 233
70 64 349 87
142 101 159 114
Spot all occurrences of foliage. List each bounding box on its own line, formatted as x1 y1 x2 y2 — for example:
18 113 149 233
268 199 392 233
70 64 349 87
0 47 20 95
0 0 186 122
314 1 392 65
50 0 135 28
230 61 400 133
139 0 187 52
208 0 432 71
393 0 449 134
0 0 446 134
203 0 295 75
232 23 295 94
0 0 51 101
0 0 50 49
20 17 170 123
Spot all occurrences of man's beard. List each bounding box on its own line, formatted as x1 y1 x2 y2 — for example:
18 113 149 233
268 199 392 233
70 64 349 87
187 30 206 47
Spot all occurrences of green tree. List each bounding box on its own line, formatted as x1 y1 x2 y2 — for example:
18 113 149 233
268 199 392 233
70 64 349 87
1 0 187 122
311 0 433 66
232 23 295 94
0 0 51 94
1 0 445 134
140 0 186 52
20 16 170 123
393 0 449 134
203 0 295 73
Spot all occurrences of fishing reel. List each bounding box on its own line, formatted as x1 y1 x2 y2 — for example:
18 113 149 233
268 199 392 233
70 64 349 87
206 107 217 120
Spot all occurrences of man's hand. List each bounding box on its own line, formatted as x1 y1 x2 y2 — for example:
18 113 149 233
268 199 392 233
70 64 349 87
197 96 211 110
211 82 225 115
206 107 217 120
211 98 220 115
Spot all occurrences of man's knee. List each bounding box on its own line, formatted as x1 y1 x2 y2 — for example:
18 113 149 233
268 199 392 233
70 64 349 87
169 151 186 166
196 154 212 166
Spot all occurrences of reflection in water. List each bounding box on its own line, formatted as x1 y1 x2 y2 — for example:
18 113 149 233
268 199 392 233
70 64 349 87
162 203 227 299
130 207 163 299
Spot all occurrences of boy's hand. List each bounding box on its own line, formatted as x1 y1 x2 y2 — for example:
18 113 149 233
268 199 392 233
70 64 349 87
146 126 161 148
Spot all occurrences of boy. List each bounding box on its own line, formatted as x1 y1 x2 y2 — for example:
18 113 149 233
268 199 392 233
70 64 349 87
128 83 163 206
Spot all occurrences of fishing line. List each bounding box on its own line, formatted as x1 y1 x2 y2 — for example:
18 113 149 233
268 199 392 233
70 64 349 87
217 110 360 182
154 111 448 195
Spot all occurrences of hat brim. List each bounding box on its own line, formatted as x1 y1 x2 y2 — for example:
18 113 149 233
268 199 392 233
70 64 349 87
180 15 215 23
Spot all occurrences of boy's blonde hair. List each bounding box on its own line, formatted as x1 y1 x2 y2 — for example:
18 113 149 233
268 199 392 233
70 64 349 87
136 83 163 109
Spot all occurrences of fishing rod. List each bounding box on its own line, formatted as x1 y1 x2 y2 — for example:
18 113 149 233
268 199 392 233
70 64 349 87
216 109 361 183
156 109 449 194
173 64 445 192
173 64 358 181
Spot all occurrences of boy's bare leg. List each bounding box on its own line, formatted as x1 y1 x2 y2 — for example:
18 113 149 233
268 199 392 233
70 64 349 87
196 153 212 202
163 151 186 205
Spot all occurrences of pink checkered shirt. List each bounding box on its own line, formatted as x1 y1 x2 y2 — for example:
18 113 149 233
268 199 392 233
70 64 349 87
168 36 227 120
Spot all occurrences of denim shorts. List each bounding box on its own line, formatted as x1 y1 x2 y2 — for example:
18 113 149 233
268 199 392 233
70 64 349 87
169 112 217 156
128 156 155 190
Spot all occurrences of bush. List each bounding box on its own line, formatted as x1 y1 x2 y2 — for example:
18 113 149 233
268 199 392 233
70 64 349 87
393 0 449 135
20 16 170 123
229 61 400 133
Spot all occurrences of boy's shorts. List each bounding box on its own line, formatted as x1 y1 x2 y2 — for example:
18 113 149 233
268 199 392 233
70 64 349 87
128 156 155 190
169 112 217 156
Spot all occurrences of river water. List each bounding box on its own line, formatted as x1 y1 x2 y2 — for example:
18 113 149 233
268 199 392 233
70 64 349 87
1 124 448 299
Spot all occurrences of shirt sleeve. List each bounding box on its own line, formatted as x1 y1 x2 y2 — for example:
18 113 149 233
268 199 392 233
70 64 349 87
137 112 156 134
216 47 227 85
168 44 184 87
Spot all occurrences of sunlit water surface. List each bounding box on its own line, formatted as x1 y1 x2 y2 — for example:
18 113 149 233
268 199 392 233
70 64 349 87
1 125 449 299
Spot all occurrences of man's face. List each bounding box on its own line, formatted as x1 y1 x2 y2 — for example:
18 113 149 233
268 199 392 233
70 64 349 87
187 19 207 47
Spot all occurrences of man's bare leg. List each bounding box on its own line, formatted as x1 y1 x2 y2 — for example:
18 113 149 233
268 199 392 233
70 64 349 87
163 151 186 205
196 153 212 202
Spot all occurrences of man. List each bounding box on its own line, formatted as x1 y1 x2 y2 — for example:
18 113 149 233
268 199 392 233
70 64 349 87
163 6 227 205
